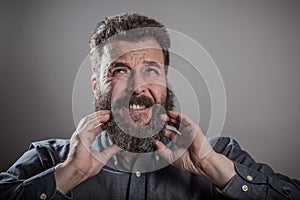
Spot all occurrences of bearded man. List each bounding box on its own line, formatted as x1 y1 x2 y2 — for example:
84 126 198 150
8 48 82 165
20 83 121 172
1 12 300 200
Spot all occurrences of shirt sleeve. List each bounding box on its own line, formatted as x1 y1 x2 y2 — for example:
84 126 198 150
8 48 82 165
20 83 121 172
213 137 300 200
0 140 72 200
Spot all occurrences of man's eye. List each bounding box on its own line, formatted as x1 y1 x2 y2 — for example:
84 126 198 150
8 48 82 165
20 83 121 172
112 68 128 76
146 68 159 75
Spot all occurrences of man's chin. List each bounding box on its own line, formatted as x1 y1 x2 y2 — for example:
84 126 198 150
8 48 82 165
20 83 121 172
117 107 152 126
105 124 163 153
105 109 166 153
129 114 151 126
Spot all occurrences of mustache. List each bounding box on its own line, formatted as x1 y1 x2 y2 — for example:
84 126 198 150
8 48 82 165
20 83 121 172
112 94 155 110
94 87 175 113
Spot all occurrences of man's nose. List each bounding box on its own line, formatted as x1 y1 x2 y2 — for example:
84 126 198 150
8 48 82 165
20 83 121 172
126 70 146 95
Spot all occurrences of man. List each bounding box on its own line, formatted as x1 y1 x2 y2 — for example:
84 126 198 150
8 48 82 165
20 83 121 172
0 12 299 200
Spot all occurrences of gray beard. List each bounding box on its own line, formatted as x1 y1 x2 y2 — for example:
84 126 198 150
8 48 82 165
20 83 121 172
94 88 175 153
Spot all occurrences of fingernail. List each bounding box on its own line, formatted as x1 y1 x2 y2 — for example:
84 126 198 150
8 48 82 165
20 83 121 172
160 114 168 121
154 140 161 147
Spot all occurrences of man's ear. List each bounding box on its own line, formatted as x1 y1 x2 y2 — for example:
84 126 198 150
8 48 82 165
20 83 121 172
91 74 98 94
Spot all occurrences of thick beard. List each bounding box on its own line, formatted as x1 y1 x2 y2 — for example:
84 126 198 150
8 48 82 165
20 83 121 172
94 88 175 153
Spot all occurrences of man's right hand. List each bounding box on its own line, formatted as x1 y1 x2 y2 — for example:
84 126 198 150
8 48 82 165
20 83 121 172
54 110 120 194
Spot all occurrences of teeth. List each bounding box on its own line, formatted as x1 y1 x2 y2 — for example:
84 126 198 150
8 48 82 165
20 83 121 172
129 104 146 110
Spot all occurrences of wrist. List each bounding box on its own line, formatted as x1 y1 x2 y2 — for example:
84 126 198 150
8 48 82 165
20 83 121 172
54 162 87 194
199 151 236 188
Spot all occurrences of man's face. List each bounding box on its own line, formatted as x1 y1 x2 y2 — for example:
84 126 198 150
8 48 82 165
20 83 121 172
98 39 167 126
93 39 173 152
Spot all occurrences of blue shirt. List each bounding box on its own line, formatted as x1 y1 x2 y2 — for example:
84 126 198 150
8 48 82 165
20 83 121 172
0 136 299 200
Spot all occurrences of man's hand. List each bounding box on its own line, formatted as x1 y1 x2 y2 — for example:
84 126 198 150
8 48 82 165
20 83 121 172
155 111 236 188
54 110 120 194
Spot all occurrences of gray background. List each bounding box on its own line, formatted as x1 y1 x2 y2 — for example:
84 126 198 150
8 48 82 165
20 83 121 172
1 0 300 179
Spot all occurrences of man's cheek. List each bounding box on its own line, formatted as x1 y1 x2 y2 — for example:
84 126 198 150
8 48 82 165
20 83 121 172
151 85 167 102
110 83 128 103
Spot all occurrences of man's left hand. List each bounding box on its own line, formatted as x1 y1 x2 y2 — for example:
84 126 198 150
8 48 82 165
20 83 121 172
155 111 236 188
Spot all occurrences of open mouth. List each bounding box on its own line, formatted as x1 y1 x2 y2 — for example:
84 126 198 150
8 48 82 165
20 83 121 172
111 95 155 115
129 104 147 110
127 103 151 114
127 96 154 112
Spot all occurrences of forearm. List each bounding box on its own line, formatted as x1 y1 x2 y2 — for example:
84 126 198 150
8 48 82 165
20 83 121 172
209 137 300 200
0 168 70 200
54 162 87 194
200 151 236 188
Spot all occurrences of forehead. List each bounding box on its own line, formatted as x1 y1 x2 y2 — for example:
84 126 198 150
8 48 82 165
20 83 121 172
101 39 164 64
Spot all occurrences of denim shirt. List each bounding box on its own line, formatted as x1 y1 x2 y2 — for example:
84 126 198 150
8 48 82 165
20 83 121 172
0 136 299 200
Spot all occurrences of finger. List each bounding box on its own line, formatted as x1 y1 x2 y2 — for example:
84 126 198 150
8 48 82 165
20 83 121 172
167 111 182 121
86 113 111 127
167 112 200 135
164 129 177 141
79 114 110 143
154 140 174 164
161 113 181 124
161 114 179 125
160 114 169 122
86 110 110 118
78 114 109 132
166 121 180 130
164 128 192 148
161 114 180 130
87 110 111 123
77 110 111 129
95 110 111 118
163 111 188 130
167 111 193 126
94 144 121 165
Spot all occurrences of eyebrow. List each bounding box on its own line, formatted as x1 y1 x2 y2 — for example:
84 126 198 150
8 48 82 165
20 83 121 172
143 61 162 69
108 60 162 70
108 62 131 70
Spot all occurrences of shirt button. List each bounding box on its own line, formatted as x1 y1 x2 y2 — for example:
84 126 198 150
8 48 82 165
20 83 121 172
242 185 248 192
246 175 253 181
114 160 118 166
155 155 160 161
40 193 47 199
135 171 141 177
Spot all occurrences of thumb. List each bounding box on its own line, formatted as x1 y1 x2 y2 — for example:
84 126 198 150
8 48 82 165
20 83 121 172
154 140 174 164
94 144 121 165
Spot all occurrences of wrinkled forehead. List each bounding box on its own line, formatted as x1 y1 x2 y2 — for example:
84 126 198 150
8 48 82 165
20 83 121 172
101 39 164 63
